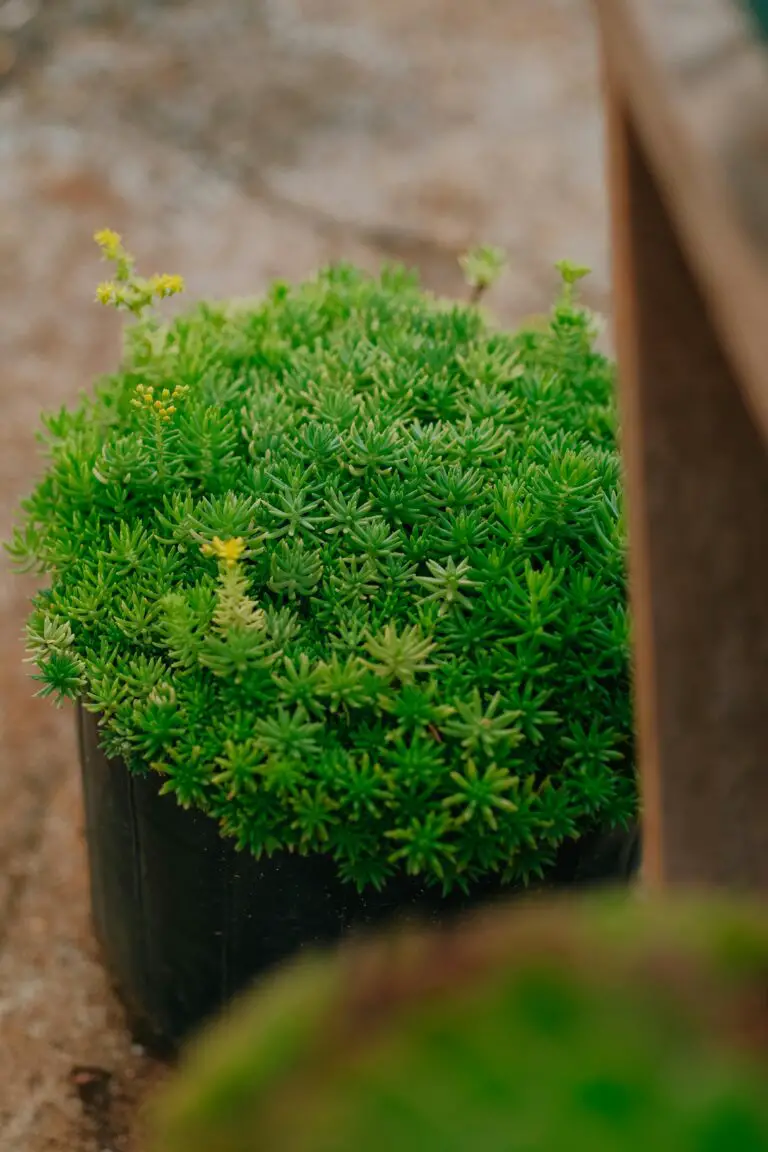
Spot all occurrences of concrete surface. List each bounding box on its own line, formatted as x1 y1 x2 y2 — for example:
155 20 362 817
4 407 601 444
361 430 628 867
0 1 611 1147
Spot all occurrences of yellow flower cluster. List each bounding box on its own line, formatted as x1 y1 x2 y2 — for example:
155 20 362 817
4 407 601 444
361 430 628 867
131 382 190 422
94 228 124 262
95 281 123 307
94 228 135 285
200 537 246 568
150 273 186 299
93 228 185 316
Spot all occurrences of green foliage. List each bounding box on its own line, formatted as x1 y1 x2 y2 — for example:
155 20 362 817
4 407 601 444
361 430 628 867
9 243 634 891
149 894 768 1152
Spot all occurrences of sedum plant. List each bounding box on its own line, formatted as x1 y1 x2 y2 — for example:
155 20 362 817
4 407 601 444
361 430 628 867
9 232 633 892
151 894 768 1152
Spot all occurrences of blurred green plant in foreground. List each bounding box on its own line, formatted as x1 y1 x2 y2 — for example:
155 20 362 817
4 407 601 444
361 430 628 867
742 0 768 41
150 893 768 1152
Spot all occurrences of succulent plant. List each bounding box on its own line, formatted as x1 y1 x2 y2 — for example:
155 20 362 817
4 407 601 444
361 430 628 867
9 232 633 892
150 894 768 1152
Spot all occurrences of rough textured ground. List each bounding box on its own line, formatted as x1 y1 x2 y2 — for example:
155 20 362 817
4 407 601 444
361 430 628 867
0 1 611 1147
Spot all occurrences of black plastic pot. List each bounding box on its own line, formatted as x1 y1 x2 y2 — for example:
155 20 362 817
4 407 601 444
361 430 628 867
77 705 640 1053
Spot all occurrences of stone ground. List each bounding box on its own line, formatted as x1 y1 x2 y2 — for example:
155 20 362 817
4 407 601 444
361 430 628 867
0 1 611 1147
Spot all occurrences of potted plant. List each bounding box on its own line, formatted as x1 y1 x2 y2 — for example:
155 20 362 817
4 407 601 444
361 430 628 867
8 231 638 1050
150 892 768 1152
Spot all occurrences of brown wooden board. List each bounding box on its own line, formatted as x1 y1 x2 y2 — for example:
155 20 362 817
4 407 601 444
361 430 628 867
595 0 768 890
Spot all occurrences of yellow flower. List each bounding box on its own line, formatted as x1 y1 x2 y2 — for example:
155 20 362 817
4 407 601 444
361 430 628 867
95 281 131 309
132 380 182 421
94 229 123 261
201 537 246 567
95 281 116 306
150 273 186 299
93 229 183 317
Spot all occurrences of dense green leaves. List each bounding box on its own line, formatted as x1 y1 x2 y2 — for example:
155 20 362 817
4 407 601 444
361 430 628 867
10 261 634 891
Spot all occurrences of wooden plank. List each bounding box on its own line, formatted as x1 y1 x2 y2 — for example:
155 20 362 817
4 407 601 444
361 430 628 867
603 80 663 889
603 55 768 891
593 0 768 447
